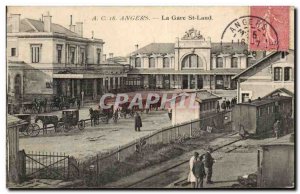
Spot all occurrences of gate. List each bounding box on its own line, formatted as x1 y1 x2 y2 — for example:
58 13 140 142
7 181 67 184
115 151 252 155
21 151 79 181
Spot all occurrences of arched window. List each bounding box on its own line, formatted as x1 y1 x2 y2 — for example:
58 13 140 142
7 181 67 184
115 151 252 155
274 67 282 81
284 67 292 81
182 54 202 68
135 57 141 68
149 57 155 68
216 57 223 68
231 57 238 68
163 57 170 68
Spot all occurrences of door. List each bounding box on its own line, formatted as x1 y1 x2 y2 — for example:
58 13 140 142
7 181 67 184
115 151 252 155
14 74 22 100
162 75 170 89
182 75 188 89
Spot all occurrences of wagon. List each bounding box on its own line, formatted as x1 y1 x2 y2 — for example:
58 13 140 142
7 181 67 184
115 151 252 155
14 114 40 137
57 109 85 132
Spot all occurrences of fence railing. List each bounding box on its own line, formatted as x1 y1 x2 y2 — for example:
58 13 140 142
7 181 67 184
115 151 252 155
18 150 80 181
82 110 232 184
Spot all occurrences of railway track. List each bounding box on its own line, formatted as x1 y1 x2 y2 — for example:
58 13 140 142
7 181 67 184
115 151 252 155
125 135 244 188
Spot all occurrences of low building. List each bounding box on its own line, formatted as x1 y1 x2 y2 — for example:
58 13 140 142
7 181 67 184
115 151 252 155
231 95 293 135
128 28 263 90
168 90 221 125
258 134 294 188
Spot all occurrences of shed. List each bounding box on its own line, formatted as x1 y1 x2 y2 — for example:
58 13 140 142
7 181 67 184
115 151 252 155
258 134 294 188
7 114 27 183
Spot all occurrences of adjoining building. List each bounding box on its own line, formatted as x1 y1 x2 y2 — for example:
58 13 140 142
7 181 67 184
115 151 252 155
7 13 129 103
232 50 294 103
128 28 263 90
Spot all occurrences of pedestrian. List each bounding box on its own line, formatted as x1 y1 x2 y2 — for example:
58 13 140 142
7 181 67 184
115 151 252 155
192 155 206 188
76 97 81 109
134 112 142 132
216 101 220 112
231 98 235 108
221 100 226 111
188 152 199 188
273 120 280 139
226 99 231 110
204 147 215 184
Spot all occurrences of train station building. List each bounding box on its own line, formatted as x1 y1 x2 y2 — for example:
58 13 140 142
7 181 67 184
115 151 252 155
7 13 129 103
128 28 263 90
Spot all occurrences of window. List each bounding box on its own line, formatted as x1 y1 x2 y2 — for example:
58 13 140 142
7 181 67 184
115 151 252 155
11 48 16 56
274 67 282 81
97 48 101 64
31 45 41 63
247 57 253 67
135 57 141 68
163 57 170 68
258 108 262 117
56 45 62 63
241 93 250 103
182 54 202 68
231 57 238 68
70 47 75 64
284 67 292 81
149 57 155 68
216 57 223 68
267 106 270 114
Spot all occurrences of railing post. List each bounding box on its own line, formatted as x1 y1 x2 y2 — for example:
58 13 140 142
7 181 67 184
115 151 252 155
257 149 260 168
117 145 120 161
96 154 99 186
189 121 192 138
67 155 70 180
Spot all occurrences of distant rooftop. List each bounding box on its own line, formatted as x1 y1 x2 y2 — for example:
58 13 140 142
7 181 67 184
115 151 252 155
130 42 248 55
238 96 292 107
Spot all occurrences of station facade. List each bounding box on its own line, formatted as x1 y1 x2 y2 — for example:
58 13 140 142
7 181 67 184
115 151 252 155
128 28 263 90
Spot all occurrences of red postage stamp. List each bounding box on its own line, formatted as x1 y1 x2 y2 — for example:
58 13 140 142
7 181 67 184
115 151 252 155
250 6 289 51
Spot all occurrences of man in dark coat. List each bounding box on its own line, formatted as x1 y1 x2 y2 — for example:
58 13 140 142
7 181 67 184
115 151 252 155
193 155 206 188
134 112 142 132
221 100 226 111
204 147 215 184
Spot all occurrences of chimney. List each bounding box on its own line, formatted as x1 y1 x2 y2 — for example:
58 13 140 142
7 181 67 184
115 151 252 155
43 12 52 32
10 14 21 33
75 22 83 37
69 15 75 32
103 54 107 61
109 53 113 59
135 44 139 50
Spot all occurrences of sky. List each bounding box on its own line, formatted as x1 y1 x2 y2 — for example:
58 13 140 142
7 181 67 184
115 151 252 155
8 6 251 56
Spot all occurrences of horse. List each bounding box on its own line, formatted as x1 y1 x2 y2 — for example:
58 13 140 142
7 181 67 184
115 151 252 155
35 115 59 133
89 108 100 126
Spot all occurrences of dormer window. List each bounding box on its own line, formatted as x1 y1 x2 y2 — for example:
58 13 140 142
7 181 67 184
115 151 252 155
281 51 286 59
216 57 223 68
149 57 155 68
231 57 238 68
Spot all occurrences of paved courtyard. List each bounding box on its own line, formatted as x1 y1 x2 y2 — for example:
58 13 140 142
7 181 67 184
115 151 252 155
20 109 171 161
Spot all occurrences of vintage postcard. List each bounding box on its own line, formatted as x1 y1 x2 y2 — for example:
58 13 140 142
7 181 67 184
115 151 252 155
6 6 295 189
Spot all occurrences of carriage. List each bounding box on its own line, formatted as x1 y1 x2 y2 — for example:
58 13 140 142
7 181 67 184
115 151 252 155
14 114 41 137
57 109 85 132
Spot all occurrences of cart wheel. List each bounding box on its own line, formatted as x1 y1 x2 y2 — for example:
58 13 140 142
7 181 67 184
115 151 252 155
27 123 40 137
78 120 85 130
94 118 100 125
101 117 107 123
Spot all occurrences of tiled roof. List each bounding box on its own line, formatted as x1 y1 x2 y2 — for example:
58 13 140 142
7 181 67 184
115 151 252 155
130 42 247 55
239 96 292 107
7 18 81 38
196 90 222 101
131 43 175 55
128 68 243 75
7 114 27 128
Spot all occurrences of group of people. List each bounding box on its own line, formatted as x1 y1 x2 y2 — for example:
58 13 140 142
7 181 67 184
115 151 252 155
216 97 237 112
188 148 215 188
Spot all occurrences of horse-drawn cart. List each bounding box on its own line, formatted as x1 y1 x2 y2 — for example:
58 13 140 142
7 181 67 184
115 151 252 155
14 114 40 137
57 109 85 132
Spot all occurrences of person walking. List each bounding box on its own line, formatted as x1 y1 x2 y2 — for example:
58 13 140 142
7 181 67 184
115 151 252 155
221 100 226 111
192 155 206 188
216 101 220 112
204 147 215 184
188 152 199 188
134 112 142 132
273 120 280 139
